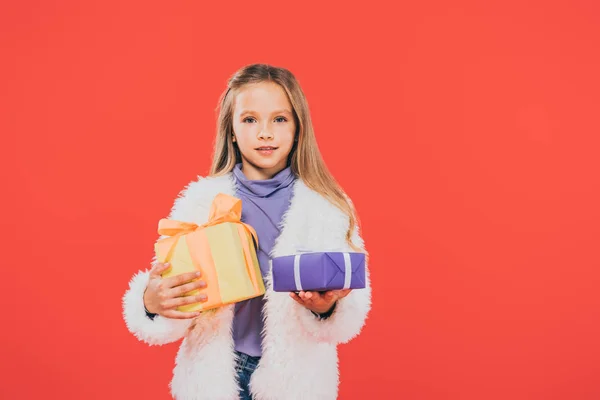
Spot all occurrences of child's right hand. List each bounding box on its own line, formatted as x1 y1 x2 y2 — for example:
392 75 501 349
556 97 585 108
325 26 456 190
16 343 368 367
143 262 208 319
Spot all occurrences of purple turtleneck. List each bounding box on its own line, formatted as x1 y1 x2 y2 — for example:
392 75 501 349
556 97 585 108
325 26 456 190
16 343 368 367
232 163 296 357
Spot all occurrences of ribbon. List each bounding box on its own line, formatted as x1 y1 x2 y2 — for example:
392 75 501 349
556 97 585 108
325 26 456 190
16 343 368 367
155 193 261 294
342 252 352 290
292 252 353 291
294 254 303 291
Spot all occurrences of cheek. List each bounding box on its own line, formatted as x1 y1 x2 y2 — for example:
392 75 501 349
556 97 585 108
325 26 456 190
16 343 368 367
233 124 255 146
274 123 296 144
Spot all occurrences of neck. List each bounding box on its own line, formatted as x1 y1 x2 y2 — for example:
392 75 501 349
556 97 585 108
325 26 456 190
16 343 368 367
240 160 286 180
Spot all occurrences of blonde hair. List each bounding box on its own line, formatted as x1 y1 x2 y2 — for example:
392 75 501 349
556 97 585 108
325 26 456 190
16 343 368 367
209 63 362 252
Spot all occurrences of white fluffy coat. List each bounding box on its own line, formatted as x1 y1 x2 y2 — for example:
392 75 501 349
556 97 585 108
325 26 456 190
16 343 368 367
122 173 371 400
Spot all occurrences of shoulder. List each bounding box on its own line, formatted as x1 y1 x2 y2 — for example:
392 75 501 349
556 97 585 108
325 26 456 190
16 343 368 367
275 178 365 253
291 179 357 219
287 179 352 235
168 173 236 223
290 179 343 214
293 179 364 246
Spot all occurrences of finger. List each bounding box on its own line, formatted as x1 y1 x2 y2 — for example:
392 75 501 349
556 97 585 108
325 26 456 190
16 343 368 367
296 292 307 302
338 289 352 298
149 262 170 278
165 271 202 289
168 280 207 297
306 291 325 301
296 292 314 305
162 293 208 310
322 291 337 301
289 292 305 305
162 310 202 320
301 294 314 303
304 291 323 300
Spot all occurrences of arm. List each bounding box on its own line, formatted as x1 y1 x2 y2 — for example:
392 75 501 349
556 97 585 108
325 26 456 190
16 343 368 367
122 261 194 346
121 180 205 346
294 229 372 345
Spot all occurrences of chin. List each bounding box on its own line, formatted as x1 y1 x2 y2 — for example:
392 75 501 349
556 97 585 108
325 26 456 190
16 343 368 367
251 159 287 171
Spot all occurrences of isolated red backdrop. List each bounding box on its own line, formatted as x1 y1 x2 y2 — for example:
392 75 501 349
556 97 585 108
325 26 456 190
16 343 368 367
2 1 599 399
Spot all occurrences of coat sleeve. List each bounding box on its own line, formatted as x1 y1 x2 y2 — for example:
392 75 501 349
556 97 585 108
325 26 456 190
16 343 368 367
294 226 372 345
122 261 194 346
121 180 202 346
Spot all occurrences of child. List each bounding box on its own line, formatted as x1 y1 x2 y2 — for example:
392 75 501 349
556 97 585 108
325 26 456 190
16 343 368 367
122 63 371 400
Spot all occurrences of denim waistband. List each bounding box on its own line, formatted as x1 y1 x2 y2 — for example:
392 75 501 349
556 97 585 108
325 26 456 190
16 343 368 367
235 350 261 373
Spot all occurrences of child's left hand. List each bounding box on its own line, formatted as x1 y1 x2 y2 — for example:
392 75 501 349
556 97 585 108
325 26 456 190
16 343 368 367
289 289 352 314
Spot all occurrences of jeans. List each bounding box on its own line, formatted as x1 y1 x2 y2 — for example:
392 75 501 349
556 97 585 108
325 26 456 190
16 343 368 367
235 351 260 400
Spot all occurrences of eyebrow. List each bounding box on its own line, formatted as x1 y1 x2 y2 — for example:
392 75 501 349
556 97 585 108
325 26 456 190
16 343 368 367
239 109 292 116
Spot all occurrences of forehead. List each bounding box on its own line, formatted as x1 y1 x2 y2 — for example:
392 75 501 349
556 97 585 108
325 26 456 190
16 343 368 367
233 81 292 114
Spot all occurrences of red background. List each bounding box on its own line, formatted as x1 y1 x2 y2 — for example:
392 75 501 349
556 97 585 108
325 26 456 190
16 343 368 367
2 1 599 399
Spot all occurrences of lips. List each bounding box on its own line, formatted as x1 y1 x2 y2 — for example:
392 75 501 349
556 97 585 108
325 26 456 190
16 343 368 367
255 146 277 156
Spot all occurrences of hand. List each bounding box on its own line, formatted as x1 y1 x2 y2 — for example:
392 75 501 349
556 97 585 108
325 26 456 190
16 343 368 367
143 262 208 319
289 289 352 314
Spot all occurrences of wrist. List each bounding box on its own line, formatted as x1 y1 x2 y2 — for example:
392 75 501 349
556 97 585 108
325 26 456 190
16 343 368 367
311 301 337 320
143 288 158 319
144 304 157 320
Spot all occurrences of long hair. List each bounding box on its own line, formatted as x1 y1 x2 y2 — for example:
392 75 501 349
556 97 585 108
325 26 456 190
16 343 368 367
209 63 362 251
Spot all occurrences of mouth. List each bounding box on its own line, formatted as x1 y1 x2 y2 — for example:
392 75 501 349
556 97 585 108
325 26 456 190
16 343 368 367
255 146 278 155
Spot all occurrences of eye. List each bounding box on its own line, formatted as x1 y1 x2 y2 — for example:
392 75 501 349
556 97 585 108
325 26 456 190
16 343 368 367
243 117 256 123
274 116 287 123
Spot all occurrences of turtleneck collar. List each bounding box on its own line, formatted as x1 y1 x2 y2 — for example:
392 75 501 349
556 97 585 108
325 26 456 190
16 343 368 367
232 163 296 198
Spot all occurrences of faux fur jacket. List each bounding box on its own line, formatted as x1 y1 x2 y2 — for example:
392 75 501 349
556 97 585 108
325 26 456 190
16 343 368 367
122 173 372 400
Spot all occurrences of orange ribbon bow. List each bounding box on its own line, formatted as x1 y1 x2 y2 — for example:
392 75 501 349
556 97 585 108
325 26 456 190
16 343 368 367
154 193 262 310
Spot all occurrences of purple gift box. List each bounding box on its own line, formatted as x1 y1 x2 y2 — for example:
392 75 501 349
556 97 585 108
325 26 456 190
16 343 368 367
271 252 366 292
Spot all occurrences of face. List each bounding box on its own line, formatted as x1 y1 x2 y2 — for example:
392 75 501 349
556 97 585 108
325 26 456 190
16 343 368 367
232 81 297 180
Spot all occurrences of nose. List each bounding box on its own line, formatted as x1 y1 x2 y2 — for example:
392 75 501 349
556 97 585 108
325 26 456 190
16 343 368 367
257 127 274 140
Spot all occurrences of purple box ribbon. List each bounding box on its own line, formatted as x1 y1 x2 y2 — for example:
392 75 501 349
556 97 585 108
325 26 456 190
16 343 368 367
271 251 366 292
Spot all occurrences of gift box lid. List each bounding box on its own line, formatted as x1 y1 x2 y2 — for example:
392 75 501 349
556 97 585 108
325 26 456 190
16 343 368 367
271 251 366 291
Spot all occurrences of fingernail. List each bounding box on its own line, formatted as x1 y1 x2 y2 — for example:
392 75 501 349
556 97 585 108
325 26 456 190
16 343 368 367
195 271 201 276
164 263 170 267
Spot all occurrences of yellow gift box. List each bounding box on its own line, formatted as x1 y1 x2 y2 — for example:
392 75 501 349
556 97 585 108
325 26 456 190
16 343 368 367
154 193 265 312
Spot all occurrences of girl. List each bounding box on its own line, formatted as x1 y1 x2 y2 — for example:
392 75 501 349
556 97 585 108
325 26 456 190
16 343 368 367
122 63 371 400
